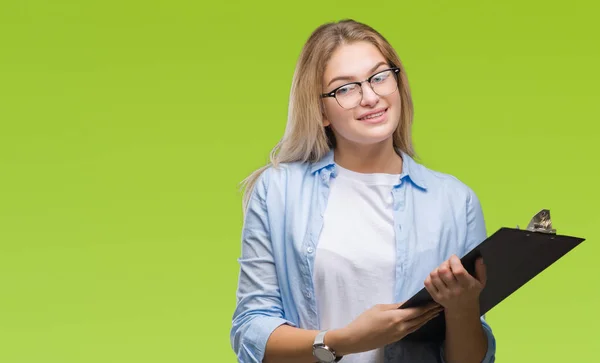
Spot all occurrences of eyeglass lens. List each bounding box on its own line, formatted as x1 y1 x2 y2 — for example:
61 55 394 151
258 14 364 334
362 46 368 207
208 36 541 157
333 69 398 109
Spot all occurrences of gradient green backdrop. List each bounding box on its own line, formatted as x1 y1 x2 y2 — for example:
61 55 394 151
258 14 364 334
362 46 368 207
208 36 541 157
1 0 598 362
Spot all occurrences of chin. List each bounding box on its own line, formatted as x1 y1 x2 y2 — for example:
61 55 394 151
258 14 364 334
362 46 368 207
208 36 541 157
361 123 397 142
362 136 395 146
353 130 396 146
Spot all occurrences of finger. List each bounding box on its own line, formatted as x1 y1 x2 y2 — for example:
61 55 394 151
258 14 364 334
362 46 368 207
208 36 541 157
408 302 440 315
424 275 438 295
438 260 458 288
449 255 471 287
392 299 437 311
397 302 440 320
474 257 487 287
405 310 442 335
404 310 441 332
422 301 441 313
420 301 441 310
404 304 443 327
378 303 407 310
430 267 448 292
390 300 437 309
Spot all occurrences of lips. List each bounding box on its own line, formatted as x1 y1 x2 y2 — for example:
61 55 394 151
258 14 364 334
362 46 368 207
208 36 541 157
357 108 388 121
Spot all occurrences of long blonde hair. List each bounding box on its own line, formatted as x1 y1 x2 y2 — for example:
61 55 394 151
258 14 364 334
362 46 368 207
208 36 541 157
240 19 415 210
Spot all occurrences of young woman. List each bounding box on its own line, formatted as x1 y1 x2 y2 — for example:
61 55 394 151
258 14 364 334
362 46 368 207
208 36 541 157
230 19 496 363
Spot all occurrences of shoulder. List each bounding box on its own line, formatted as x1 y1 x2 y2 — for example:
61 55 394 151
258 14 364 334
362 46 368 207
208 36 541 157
244 160 317 222
256 160 314 188
408 157 487 240
407 155 480 208
248 160 316 205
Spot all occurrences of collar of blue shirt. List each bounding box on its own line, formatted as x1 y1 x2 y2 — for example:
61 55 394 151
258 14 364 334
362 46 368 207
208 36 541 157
309 147 428 190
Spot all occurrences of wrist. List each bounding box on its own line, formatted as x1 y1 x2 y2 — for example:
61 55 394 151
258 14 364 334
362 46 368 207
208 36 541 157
323 327 353 356
445 302 481 320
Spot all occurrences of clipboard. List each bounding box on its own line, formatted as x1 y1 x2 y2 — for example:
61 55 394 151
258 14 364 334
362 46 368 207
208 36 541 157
398 209 586 342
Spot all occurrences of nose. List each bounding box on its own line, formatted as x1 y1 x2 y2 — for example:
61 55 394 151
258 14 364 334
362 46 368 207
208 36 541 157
359 82 379 107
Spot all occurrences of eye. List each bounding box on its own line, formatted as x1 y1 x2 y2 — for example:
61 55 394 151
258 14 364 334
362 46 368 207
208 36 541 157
335 83 359 97
371 71 390 84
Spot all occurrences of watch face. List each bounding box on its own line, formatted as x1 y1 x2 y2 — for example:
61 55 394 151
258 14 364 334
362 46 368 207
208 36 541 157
314 347 335 362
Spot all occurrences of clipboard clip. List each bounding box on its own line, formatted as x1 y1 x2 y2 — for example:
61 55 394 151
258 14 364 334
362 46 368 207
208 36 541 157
519 209 557 234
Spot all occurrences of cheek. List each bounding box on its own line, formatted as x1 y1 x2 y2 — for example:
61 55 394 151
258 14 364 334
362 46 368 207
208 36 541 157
386 94 402 122
388 93 402 111
325 104 353 127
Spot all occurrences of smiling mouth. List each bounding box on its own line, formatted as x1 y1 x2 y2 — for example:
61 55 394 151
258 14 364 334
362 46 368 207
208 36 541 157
358 108 387 121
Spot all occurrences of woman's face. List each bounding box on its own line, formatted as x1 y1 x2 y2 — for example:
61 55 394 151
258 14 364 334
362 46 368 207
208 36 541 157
321 41 402 148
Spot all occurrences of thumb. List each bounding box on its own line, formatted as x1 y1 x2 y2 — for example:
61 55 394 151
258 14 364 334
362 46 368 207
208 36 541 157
475 257 487 286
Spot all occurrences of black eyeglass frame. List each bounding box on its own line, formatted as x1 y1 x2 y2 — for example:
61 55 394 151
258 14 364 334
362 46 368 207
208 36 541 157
320 67 401 104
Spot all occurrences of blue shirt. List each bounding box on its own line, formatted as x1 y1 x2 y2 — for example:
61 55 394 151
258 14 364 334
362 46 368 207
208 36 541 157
230 149 496 363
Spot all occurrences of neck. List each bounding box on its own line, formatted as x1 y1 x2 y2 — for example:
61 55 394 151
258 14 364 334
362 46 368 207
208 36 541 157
333 138 403 174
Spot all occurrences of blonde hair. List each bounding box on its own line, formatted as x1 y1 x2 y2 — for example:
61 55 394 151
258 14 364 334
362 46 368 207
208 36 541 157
240 19 415 210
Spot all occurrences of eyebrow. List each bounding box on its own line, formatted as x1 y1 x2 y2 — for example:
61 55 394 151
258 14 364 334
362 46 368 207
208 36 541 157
326 61 389 87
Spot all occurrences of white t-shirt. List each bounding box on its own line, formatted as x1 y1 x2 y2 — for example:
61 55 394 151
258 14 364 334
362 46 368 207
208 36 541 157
313 164 399 363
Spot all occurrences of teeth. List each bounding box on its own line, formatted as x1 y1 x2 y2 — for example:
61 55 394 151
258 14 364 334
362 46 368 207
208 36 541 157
361 110 384 119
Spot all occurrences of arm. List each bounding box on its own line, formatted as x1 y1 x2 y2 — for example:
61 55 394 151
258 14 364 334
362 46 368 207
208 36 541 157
264 302 443 363
230 169 351 363
230 168 294 363
264 325 351 363
442 188 496 363
426 188 496 363
443 303 494 363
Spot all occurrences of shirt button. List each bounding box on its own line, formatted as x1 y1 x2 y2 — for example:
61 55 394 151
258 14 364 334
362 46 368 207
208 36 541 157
307 247 314 253
305 292 312 298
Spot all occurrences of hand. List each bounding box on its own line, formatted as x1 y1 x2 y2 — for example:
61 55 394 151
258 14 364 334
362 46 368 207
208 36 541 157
331 302 443 355
424 255 486 313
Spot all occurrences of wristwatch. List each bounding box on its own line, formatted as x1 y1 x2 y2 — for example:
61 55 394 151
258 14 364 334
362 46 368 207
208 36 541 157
312 330 343 362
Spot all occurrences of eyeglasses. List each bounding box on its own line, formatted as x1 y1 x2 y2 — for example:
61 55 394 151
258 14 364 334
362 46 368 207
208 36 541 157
321 67 400 109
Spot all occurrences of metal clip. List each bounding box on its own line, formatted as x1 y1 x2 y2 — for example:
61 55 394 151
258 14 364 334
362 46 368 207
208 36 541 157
525 209 557 234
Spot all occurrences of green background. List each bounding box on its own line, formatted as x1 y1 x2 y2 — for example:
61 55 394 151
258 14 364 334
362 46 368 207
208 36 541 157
1 0 598 362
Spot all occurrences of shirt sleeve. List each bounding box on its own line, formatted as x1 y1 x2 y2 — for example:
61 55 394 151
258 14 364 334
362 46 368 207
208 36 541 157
478 315 497 363
230 168 296 363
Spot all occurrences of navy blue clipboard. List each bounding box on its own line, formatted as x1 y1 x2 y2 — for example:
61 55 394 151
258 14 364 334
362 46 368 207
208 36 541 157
398 227 586 342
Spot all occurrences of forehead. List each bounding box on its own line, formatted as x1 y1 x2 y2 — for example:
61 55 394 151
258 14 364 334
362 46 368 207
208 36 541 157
323 41 387 82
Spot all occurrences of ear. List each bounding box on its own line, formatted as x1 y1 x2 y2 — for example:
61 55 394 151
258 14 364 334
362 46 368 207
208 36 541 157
320 101 331 127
